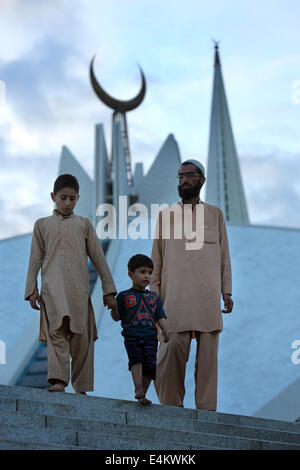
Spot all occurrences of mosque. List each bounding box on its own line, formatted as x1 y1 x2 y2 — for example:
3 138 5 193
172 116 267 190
0 45 299 421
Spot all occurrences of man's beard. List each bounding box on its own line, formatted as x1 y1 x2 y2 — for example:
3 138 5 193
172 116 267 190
178 180 202 200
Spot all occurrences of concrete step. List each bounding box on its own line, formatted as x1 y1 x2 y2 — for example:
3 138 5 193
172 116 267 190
1 384 300 434
17 375 49 389
1 396 300 448
0 405 299 450
36 344 47 360
26 360 47 375
0 422 213 451
15 343 48 389
0 439 88 450
0 411 214 450
0 385 299 450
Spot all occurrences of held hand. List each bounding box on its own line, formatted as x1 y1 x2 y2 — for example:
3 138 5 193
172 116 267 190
103 293 117 311
110 306 120 321
162 329 169 343
29 289 41 311
222 293 234 314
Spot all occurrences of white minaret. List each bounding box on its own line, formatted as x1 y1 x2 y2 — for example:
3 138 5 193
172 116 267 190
205 43 249 224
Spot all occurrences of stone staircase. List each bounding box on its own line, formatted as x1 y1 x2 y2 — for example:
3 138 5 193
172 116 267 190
0 385 300 450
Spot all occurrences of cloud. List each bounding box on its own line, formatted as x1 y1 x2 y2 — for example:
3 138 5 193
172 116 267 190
0 134 57 239
240 150 300 228
1 37 90 126
0 0 83 61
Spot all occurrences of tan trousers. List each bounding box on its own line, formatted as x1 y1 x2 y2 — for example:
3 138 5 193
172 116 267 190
46 316 94 392
154 331 219 410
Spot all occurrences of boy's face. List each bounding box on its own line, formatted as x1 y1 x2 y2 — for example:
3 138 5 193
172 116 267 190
51 187 79 216
129 266 153 291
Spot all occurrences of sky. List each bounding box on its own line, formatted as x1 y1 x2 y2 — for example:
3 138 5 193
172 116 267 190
0 0 300 239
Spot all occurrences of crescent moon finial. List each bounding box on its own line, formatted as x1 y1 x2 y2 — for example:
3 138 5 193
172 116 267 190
90 55 146 113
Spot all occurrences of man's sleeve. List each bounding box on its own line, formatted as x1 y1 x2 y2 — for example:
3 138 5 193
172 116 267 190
86 219 117 296
150 211 163 295
219 210 232 295
24 220 45 300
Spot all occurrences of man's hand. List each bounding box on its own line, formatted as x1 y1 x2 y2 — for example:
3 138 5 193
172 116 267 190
222 293 234 314
29 289 41 311
103 293 117 311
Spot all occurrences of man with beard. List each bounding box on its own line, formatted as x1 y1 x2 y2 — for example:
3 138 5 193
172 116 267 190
150 159 233 410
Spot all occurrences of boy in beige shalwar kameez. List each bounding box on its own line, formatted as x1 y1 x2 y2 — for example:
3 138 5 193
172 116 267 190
150 160 233 410
24 174 117 393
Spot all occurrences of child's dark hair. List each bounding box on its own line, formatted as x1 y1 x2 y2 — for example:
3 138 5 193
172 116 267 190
128 254 154 272
53 174 79 195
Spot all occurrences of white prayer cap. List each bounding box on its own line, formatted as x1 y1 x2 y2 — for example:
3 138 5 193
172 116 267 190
181 159 205 177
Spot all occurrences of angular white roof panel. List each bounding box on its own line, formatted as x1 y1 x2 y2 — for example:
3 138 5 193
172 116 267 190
0 234 40 384
136 134 182 208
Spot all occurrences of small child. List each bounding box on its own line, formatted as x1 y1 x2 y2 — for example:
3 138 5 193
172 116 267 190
24 174 117 394
111 254 168 405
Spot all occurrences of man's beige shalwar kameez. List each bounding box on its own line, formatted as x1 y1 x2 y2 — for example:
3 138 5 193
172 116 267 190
150 201 232 410
24 210 116 392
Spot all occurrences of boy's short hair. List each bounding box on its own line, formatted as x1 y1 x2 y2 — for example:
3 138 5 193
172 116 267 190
128 254 154 272
53 174 79 195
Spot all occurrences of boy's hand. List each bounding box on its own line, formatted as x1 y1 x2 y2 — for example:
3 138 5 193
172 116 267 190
161 329 169 343
110 306 120 322
29 289 41 311
157 318 169 342
103 293 117 310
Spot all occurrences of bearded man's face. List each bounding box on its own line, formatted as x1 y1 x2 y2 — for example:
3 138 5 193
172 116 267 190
177 164 204 200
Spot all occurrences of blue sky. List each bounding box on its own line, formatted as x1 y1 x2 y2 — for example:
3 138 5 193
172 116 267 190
0 0 300 238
